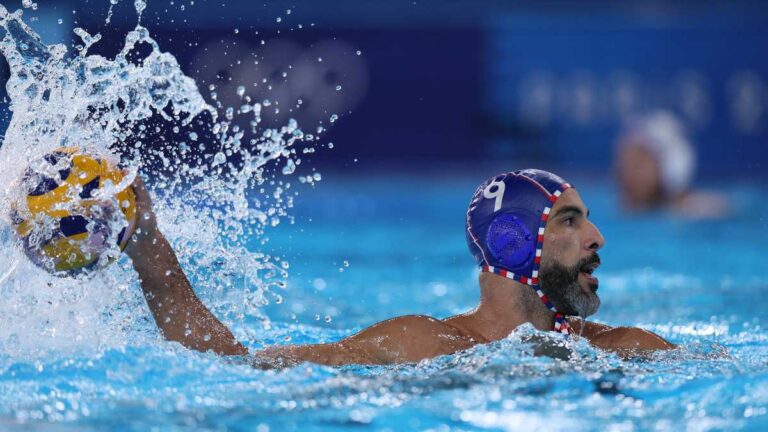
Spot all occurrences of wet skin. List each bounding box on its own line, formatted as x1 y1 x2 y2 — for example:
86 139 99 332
125 179 675 367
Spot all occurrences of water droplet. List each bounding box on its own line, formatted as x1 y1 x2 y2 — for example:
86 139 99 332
234 28 239 34
356 50 362 55
329 114 338 123
276 17 282 23
282 159 296 175
212 152 226 166
335 85 342 91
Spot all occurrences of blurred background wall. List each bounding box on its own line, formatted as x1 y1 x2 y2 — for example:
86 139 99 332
1 0 767 179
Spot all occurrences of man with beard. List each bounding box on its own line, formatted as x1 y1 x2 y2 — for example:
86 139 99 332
125 169 674 367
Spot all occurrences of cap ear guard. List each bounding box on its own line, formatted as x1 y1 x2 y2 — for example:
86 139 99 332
485 212 536 272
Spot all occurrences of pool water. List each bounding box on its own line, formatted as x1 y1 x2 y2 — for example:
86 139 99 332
1 171 767 431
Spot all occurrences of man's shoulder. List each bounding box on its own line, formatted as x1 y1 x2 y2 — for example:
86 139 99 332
568 318 612 338
587 325 676 351
569 319 676 352
344 314 477 363
367 314 472 339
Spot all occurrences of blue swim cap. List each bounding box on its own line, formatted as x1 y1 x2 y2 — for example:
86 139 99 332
466 169 572 286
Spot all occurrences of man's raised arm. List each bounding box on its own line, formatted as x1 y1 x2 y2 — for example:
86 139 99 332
125 178 248 356
124 179 474 367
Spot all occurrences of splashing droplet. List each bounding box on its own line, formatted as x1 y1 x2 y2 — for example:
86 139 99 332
282 159 296 175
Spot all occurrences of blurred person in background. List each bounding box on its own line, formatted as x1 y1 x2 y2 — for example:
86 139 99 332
614 110 728 218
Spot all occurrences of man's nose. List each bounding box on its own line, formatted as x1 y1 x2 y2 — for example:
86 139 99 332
585 221 606 252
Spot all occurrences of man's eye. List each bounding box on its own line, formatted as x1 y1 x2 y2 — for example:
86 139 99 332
564 217 574 226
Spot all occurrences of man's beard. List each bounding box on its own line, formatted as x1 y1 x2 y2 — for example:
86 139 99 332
538 254 601 318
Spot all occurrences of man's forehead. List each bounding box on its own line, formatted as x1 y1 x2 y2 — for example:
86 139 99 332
552 188 588 214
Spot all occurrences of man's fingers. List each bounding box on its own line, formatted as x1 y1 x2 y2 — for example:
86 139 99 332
130 176 154 210
128 175 158 236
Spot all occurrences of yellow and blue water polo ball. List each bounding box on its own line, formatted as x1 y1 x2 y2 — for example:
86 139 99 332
11 148 137 277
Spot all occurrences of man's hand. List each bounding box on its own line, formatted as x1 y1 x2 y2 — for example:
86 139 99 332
124 177 158 260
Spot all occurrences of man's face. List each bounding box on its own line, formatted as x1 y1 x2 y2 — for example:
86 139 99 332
616 142 662 208
539 189 605 318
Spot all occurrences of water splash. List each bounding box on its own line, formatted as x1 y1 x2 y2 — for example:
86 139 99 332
0 3 313 358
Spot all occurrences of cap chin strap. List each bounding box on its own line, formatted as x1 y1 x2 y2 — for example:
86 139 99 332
482 265 572 335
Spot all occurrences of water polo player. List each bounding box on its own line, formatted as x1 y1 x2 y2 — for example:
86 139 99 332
614 110 727 218
124 169 675 366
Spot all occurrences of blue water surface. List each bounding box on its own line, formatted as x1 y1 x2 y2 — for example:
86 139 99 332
1 170 767 431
